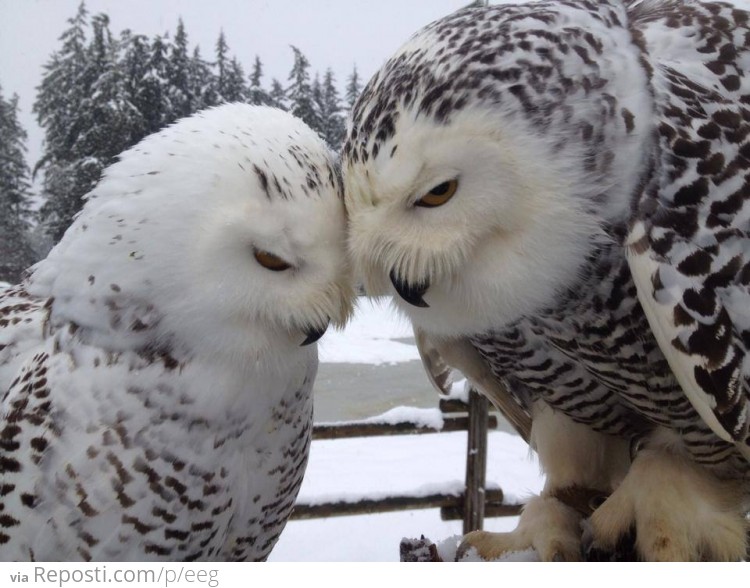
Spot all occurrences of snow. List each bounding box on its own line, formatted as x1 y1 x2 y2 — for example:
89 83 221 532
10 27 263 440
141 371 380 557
270 429 543 561
362 406 445 430
318 296 421 365
268 297 545 561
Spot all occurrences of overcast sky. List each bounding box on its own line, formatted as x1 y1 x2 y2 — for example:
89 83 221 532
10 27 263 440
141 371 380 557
0 0 469 170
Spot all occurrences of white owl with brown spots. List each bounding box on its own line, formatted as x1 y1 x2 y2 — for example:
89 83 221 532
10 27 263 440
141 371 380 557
344 0 750 561
0 104 354 561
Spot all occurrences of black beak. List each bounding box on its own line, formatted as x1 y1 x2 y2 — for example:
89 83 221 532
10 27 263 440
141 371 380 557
390 269 429 308
301 322 328 346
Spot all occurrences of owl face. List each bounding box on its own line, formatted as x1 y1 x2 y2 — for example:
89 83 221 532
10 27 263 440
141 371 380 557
31 105 355 363
344 105 599 338
191 165 354 355
341 2 657 339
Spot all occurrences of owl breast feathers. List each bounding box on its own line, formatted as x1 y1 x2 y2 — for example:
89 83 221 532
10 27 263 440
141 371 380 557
343 0 750 561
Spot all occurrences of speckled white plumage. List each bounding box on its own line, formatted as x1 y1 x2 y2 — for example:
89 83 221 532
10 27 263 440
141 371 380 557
0 103 354 561
344 0 750 561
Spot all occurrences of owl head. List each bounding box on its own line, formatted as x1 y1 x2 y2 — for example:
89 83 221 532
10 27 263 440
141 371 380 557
342 3 652 337
30 104 355 364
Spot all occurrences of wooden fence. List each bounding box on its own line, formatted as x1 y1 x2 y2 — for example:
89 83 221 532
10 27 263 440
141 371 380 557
290 388 524 533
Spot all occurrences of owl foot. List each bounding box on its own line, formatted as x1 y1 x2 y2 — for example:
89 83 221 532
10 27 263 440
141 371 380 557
456 495 583 561
583 448 747 561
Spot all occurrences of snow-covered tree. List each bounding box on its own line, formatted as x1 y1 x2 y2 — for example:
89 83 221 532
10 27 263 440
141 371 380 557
134 33 171 134
287 46 318 129
222 57 248 103
32 4 354 242
34 2 88 168
166 19 194 120
214 31 230 95
208 32 246 104
189 46 218 110
35 8 139 242
0 88 36 282
77 14 134 159
269 78 287 110
49 13 132 239
345 65 362 112
120 30 151 141
312 73 326 136
34 2 91 241
247 56 271 106
321 69 345 149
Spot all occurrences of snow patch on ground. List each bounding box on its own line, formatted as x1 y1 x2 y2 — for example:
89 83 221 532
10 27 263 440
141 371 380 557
270 430 544 561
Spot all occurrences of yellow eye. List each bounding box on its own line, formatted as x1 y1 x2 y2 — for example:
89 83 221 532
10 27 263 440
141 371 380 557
254 249 292 272
415 179 458 208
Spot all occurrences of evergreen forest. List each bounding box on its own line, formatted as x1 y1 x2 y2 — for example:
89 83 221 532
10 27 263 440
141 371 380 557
0 3 363 282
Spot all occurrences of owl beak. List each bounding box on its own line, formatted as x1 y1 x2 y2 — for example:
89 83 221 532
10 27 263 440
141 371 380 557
390 269 430 308
301 322 329 346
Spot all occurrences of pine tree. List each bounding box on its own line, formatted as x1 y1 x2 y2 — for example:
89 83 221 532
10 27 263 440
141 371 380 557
247 56 270 106
120 30 151 142
58 13 131 234
0 88 36 282
311 73 326 137
77 13 133 160
224 57 249 103
268 78 287 110
135 33 171 134
189 46 218 110
345 65 362 112
322 69 345 149
209 32 245 104
34 1 88 168
166 19 194 120
287 46 318 129
35 7 141 242
34 2 91 241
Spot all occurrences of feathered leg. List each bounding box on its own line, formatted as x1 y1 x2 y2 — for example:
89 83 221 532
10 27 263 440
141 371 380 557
457 401 630 561
584 430 747 561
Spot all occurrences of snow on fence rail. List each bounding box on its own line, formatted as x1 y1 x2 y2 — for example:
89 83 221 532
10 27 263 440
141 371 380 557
292 389 524 533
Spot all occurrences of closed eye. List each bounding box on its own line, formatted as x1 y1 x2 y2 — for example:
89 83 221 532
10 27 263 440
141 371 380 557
254 249 292 272
414 179 458 208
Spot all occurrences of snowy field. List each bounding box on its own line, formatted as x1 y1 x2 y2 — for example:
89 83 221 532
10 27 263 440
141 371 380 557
269 297 545 562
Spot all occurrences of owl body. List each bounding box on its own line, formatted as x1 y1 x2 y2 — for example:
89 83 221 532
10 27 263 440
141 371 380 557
470 239 749 479
1 104 353 561
344 0 750 559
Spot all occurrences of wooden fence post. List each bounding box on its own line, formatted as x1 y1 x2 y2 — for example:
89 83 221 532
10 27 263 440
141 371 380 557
463 387 489 534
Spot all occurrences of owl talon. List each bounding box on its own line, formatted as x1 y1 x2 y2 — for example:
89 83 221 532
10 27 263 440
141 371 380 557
581 520 638 562
586 448 747 561
456 495 583 561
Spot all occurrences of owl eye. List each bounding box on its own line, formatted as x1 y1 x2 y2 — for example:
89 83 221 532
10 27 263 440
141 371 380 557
415 179 458 208
254 249 292 272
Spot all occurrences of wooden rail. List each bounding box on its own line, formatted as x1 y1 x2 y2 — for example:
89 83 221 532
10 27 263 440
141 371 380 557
312 413 498 440
291 388 524 530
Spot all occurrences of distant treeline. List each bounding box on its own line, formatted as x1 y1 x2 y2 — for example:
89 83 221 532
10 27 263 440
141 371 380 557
0 2 363 282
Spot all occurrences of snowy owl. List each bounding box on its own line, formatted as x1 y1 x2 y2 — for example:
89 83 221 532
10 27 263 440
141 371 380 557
343 0 750 561
0 103 354 561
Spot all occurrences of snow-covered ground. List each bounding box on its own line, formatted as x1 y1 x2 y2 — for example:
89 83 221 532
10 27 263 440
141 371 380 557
269 297 545 562
318 296 420 365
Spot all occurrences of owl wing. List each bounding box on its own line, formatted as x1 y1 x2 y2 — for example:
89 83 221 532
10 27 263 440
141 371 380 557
414 326 455 396
625 1 750 448
414 327 532 443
